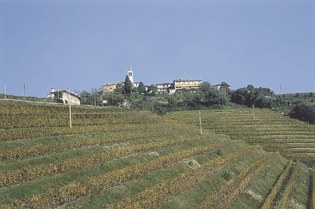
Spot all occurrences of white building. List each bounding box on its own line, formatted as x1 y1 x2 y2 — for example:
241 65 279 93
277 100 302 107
173 79 202 91
48 88 81 105
127 66 134 83
156 83 173 94
127 66 140 88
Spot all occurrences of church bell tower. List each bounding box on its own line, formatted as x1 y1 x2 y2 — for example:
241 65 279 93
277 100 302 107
127 66 134 83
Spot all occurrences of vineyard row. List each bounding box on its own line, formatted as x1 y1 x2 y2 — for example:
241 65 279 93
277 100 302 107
260 159 294 209
0 134 222 187
104 145 261 209
197 152 277 209
0 141 239 208
0 122 191 142
0 129 200 160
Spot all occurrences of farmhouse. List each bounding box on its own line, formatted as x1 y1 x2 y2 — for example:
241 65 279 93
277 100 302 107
48 88 81 105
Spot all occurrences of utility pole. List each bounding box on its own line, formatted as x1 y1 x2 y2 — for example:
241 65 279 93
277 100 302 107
68 89 73 128
4 83 6 100
94 89 96 106
252 105 255 120
69 103 72 128
198 111 203 134
23 83 26 100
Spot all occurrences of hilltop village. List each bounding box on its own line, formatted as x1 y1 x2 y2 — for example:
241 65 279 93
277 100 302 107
102 66 230 94
48 66 230 106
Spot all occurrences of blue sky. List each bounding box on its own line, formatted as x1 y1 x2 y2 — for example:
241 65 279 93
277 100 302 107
0 0 314 97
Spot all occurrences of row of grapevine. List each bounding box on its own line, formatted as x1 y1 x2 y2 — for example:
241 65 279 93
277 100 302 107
231 134 315 140
0 128 199 160
0 121 193 142
167 108 315 166
0 111 163 129
260 159 294 209
312 169 315 209
245 138 315 144
0 100 130 114
280 153 315 166
197 152 277 209
0 134 220 187
277 161 300 209
0 141 236 208
104 145 262 209
168 109 312 127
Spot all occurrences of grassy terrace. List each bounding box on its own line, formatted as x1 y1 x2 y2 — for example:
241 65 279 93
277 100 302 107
0 101 314 208
167 108 315 166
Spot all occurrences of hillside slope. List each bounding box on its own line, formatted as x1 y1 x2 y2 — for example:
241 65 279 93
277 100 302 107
0 101 313 208
167 108 315 166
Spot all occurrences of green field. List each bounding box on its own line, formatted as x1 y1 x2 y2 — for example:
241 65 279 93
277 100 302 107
0 100 314 208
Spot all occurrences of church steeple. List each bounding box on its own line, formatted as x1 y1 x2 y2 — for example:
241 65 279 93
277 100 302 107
127 66 134 83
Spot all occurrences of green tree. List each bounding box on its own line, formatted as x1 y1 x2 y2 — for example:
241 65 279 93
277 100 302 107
137 81 146 94
181 92 197 107
219 82 231 94
80 89 102 105
147 84 158 95
115 83 123 93
254 92 271 108
167 95 178 107
247 84 255 92
231 88 247 105
231 85 273 108
201 82 212 93
204 88 228 106
103 92 124 106
290 104 315 124
80 90 91 105
123 75 133 95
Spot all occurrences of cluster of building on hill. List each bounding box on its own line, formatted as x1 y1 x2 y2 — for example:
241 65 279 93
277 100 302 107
103 66 230 94
47 66 230 106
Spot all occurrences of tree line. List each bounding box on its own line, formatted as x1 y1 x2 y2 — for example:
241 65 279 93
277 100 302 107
80 78 274 110
79 76 315 123
289 104 315 124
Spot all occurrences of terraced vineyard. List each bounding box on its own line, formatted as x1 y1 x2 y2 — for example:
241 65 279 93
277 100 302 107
0 101 314 208
167 108 315 166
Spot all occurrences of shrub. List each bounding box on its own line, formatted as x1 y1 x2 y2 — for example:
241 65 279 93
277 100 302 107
289 104 315 124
